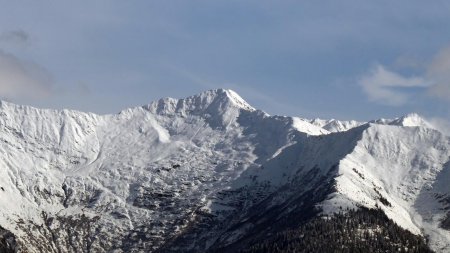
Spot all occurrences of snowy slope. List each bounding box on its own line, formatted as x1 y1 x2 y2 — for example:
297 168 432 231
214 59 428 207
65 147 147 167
309 118 364 132
320 124 450 251
0 89 448 252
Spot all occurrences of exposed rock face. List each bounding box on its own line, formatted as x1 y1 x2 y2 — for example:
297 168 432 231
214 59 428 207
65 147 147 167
0 89 448 252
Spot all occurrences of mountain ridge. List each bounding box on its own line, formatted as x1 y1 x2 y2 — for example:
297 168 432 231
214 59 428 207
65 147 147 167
0 89 441 135
0 89 448 252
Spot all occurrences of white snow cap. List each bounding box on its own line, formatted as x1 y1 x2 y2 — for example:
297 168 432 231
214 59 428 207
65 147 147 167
223 89 256 111
389 113 435 129
309 118 364 133
144 88 255 115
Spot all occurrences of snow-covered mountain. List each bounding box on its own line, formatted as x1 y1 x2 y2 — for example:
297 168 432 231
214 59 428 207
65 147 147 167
0 89 448 252
309 118 364 132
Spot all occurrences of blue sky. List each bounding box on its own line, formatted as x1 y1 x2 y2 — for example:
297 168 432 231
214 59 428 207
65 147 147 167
0 1 449 123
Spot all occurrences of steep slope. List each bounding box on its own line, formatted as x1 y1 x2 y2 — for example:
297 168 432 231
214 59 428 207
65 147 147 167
241 208 433 253
321 123 450 251
187 121 449 252
0 89 315 252
0 89 448 252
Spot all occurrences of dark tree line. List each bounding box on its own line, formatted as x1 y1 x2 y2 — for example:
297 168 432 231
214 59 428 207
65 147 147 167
239 208 433 253
0 226 16 253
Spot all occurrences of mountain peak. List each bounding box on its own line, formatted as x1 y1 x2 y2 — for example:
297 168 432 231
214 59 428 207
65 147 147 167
142 89 255 129
389 113 434 129
191 88 255 112
144 88 255 116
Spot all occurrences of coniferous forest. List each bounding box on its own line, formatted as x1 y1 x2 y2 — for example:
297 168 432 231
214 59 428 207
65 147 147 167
239 208 433 253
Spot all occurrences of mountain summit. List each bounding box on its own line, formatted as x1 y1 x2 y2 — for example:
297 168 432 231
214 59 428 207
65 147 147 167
0 89 448 252
388 113 435 128
144 88 255 115
143 89 256 129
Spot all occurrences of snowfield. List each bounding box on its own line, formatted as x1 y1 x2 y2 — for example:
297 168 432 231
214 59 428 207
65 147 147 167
0 89 448 252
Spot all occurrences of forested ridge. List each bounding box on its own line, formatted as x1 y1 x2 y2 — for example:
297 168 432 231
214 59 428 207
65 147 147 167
240 208 433 253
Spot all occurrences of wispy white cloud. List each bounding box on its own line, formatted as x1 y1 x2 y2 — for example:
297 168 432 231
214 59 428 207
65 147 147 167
0 50 53 100
427 117 450 136
359 64 429 106
361 45 450 106
427 46 450 101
